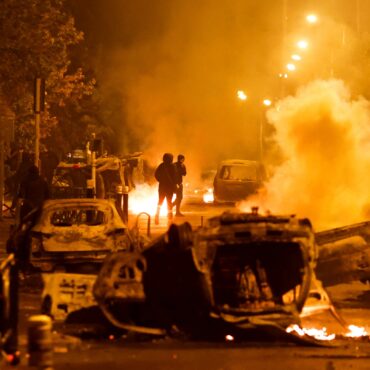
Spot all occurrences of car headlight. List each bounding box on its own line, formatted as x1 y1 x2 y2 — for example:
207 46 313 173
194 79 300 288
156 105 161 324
31 237 42 253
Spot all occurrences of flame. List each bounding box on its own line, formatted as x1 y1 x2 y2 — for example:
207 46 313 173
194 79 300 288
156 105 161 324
286 324 336 341
286 324 369 341
203 188 214 203
128 184 174 216
344 325 369 338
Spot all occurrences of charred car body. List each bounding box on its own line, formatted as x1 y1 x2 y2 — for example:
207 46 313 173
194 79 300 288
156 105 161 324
93 210 318 340
51 155 126 200
7 198 135 273
213 160 266 204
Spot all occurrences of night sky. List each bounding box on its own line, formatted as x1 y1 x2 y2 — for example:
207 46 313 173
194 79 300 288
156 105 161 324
67 0 370 171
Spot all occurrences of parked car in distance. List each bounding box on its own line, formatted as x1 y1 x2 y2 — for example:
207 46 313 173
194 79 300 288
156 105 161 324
213 159 265 203
7 198 133 273
183 169 217 205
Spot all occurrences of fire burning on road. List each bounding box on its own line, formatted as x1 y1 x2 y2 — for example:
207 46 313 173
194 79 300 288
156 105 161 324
128 184 171 216
286 324 369 341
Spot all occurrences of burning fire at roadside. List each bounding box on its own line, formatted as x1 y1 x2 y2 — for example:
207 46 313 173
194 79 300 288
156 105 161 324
128 184 170 216
203 188 214 203
286 324 369 341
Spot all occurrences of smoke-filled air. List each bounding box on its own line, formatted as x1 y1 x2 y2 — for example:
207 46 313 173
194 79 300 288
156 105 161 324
239 79 370 231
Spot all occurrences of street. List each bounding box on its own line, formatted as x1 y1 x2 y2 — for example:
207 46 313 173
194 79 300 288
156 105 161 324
1 201 370 370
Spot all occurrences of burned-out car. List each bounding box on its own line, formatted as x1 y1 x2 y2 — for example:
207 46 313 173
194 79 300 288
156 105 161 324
93 210 318 340
7 198 133 273
0 254 19 365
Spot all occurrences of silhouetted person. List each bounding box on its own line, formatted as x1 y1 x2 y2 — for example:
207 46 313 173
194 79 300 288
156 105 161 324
18 165 49 221
173 154 187 216
154 153 177 224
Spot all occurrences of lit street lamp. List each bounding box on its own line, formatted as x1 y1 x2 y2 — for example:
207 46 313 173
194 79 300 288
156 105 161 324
237 90 248 101
306 14 318 24
286 63 296 71
291 54 301 61
297 40 309 49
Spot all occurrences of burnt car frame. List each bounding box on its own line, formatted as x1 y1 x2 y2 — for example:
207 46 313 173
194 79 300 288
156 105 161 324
93 210 318 340
7 198 133 273
213 159 266 203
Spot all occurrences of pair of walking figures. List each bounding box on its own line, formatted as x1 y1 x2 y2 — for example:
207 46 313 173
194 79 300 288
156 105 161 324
154 153 186 224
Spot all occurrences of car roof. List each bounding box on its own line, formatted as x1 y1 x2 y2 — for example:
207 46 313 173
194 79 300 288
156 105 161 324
218 159 260 167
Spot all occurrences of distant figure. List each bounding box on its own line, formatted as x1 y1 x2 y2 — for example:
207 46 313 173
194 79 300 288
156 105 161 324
18 165 49 221
173 154 187 217
154 153 177 224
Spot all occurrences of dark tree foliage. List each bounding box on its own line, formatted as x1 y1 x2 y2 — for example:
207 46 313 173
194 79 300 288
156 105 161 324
0 0 100 153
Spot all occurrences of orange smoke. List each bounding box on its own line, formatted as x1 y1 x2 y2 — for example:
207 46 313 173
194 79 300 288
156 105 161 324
239 79 370 231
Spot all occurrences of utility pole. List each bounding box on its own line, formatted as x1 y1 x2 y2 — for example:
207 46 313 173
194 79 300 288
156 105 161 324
280 0 288 97
0 99 14 220
0 135 4 221
34 78 45 168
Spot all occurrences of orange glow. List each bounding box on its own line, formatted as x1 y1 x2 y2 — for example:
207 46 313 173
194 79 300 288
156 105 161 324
237 90 248 101
291 54 302 61
345 325 369 338
297 40 309 49
286 324 369 341
286 324 335 341
128 184 174 216
203 188 214 203
306 14 318 24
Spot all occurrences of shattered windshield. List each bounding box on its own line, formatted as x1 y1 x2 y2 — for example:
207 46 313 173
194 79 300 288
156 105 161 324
220 165 258 181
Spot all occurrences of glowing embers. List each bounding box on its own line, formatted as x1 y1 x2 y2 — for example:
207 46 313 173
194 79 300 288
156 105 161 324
128 184 173 216
286 324 335 341
344 325 369 338
203 188 214 204
286 324 369 341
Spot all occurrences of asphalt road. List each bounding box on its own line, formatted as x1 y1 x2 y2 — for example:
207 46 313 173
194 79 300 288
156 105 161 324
1 201 370 370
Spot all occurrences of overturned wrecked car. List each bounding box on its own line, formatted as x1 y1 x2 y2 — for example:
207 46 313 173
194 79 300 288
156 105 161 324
93 209 318 340
7 198 137 273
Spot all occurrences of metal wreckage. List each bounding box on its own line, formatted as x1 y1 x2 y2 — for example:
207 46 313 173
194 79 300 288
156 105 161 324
41 209 370 342
92 209 327 342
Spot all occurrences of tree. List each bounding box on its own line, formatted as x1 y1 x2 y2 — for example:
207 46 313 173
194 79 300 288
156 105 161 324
0 0 96 153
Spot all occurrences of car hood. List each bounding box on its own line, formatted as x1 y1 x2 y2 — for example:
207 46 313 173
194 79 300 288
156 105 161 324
39 225 114 252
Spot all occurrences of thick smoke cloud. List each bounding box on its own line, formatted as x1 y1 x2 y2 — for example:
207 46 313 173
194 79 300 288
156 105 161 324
98 0 281 182
240 79 370 230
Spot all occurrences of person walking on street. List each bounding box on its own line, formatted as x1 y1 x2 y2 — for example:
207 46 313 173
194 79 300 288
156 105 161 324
173 154 186 217
18 165 50 221
154 153 177 224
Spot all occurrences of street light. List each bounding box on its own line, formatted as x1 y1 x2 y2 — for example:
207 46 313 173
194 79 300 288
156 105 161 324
263 99 272 107
306 14 318 24
237 90 247 101
297 40 309 49
286 63 296 71
291 54 301 61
